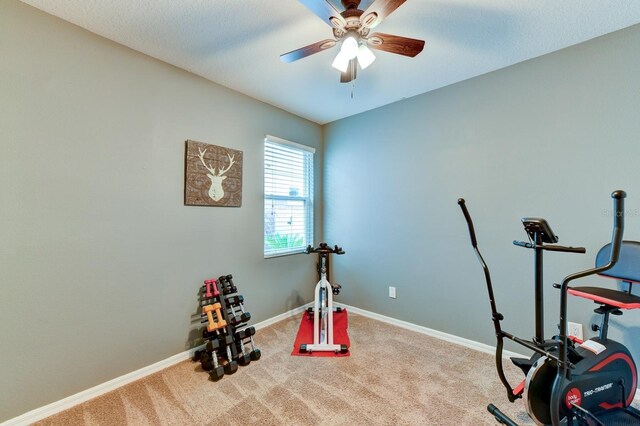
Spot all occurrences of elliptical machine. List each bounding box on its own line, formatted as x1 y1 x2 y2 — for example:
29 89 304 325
300 242 349 354
459 191 640 425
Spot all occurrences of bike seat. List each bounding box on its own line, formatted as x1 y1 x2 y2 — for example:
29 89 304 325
568 241 640 310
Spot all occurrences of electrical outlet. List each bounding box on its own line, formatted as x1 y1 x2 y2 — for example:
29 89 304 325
568 321 583 340
389 286 396 299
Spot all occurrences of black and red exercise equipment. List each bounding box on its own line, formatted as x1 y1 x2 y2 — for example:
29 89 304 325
459 191 640 425
192 275 260 381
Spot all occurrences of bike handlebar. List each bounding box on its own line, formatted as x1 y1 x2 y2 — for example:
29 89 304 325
306 242 345 255
512 240 586 253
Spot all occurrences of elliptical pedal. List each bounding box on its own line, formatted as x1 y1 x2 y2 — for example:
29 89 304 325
511 357 536 376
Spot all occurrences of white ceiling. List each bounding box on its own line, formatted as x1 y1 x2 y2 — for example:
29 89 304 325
20 0 640 124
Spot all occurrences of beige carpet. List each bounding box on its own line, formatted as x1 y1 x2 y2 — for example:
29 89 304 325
36 313 539 425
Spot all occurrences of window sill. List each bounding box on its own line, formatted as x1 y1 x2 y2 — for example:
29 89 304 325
264 249 307 259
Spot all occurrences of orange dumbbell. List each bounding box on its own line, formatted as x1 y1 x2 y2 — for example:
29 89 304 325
203 303 227 332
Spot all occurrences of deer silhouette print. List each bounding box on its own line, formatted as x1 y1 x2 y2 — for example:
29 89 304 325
197 147 236 202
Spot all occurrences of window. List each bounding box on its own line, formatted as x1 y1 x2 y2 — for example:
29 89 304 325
264 135 314 257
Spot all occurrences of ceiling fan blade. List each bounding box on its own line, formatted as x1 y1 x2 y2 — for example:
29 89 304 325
340 59 357 83
280 39 337 63
367 32 425 57
360 0 406 29
298 0 346 29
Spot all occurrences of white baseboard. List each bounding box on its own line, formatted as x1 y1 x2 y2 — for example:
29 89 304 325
5 302 638 425
251 303 311 330
2 351 196 426
1 303 311 426
338 303 640 404
336 303 522 359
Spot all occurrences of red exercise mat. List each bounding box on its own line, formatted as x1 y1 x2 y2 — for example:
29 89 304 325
291 308 350 357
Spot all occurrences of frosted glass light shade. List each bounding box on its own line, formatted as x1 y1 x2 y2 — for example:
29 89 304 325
331 51 350 72
357 44 376 69
341 36 359 60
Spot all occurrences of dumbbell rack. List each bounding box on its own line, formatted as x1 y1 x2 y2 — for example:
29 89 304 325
192 274 261 381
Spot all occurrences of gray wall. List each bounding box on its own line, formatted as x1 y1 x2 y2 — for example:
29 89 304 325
0 1 322 421
324 25 640 361
3 0 640 420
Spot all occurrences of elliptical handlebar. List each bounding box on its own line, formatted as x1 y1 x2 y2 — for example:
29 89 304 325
550 190 627 426
457 198 519 401
306 242 345 255
458 199 478 248
557 190 626 289
609 190 626 264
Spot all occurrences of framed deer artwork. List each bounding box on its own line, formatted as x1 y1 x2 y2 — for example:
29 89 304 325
184 140 243 207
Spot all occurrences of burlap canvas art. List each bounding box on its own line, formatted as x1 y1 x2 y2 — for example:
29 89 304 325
184 140 243 207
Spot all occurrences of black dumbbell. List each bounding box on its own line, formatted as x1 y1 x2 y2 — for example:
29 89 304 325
250 349 261 361
223 359 238 375
213 334 233 347
235 326 255 340
234 340 252 366
202 328 225 340
206 351 225 380
218 275 237 295
206 339 220 352
226 298 251 324
200 352 213 371
210 366 225 381
225 275 238 293
236 352 251 366
226 294 244 305
228 312 251 326
234 327 261 361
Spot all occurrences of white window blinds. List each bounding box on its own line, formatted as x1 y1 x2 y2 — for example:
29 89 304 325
264 135 314 258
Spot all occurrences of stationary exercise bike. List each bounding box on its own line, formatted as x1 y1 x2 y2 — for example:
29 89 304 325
300 242 349 354
459 191 640 425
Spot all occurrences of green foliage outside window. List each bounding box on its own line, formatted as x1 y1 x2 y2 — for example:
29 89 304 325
265 233 304 250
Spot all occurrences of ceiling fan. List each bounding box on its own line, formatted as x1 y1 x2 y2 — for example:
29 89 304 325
281 0 425 83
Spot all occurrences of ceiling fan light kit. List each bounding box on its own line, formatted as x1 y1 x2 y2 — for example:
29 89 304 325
356 44 375 69
332 51 350 72
340 35 359 59
331 35 375 72
281 0 425 83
